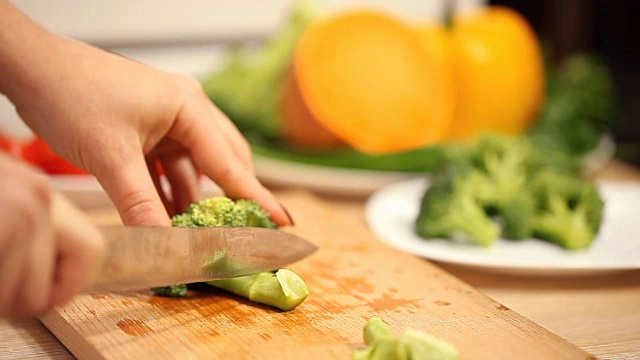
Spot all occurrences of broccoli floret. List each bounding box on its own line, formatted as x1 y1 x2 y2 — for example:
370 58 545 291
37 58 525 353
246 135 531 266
530 170 605 249
153 196 277 297
416 165 500 247
155 196 309 311
170 197 276 228
497 194 536 240
414 133 605 249
532 195 595 250
234 199 277 229
472 135 536 239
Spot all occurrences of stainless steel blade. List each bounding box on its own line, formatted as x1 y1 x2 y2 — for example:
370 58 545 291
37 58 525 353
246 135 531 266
89 226 317 292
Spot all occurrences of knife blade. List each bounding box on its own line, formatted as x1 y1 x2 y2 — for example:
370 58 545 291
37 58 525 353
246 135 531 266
88 225 317 292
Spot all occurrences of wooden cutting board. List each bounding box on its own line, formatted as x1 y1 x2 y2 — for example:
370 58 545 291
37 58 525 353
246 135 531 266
40 191 594 360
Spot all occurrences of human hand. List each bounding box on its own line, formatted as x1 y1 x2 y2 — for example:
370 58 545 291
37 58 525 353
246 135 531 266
2 18 292 227
0 153 104 319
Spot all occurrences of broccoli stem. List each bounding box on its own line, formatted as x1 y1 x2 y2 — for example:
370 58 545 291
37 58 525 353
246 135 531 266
152 196 310 312
364 317 394 345
352 317 460 360
207 269 309 311
151 284 188 297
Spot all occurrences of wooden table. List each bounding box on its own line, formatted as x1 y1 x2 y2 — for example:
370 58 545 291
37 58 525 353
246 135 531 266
1 160 639 360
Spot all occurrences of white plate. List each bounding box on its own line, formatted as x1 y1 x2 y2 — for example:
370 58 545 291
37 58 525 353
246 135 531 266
254 156 423 198
365 178 640 276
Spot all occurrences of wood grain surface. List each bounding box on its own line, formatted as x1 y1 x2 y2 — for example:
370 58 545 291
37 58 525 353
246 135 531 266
39 191 594 360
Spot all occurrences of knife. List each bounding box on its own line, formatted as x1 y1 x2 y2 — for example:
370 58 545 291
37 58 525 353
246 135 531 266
88 225 317 292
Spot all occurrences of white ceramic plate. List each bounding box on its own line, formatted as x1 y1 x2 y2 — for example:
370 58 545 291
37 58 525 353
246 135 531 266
254 156 424 198
365 178 640 276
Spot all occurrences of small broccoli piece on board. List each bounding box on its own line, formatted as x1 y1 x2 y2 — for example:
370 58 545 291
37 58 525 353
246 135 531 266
352 317 460 360
207 268 309 311
150 284 188 297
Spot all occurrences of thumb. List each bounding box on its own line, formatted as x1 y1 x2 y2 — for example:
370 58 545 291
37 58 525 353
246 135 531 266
49 192 105 307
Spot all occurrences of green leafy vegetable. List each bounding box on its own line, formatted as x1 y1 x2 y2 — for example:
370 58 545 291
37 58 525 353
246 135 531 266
528 53 618 158
202 0 317 141
352 317 460 360
415 133 605 250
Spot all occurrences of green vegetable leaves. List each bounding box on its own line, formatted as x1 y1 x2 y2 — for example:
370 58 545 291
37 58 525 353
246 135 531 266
529 53 618 157
202 0 317 141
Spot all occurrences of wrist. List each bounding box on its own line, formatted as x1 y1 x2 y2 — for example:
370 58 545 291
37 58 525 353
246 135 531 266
0 1 58 103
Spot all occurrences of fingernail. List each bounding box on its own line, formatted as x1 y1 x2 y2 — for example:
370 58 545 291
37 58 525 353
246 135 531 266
279 202 295 226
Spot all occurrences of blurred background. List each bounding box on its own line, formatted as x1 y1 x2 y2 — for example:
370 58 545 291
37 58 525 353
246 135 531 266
1 0 638 165
491 0 640 164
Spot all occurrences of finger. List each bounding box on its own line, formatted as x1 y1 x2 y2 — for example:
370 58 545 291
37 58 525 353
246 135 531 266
49 193 105 308
13 187 54 318
0 171 52 318
192 140 291 226
207 102 254 172
160 153 200 215
173 105 292 226
147 157 174 216
0 237 28 318
96 150 171 226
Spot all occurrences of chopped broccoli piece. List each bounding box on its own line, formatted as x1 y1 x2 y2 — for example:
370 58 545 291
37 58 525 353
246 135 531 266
207 268 309 311
364 317 394 345
151 284 188 297
153 196 308 310
352 317 460 360
152 196 278 298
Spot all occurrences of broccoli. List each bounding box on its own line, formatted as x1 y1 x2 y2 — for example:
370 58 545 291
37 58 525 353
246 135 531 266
470 134 536 239
150 284 188 298
207 268 309 311
415 133 605 250
352 317 460 360
530 170 605 249
416 165 500 247
152 197 309 311
528 53 618 159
